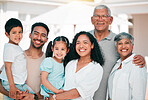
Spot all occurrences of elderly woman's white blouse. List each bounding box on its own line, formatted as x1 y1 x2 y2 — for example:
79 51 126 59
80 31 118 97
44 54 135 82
108 53 147 100
64 59 103 100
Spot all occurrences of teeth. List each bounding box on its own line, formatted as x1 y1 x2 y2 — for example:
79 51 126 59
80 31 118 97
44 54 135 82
57 54 62 56
121 49 127 52
97 23 104 25
80 49 85 51
35 41 41 44
15 38 20 40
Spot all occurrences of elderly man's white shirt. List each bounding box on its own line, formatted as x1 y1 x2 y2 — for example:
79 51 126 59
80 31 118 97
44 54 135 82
108 53 147 100
64 59 103 100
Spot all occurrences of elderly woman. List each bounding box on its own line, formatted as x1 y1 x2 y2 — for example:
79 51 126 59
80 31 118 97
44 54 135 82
108 32 147 100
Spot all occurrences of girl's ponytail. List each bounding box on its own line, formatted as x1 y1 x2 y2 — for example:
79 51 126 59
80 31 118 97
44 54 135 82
45 41 53 57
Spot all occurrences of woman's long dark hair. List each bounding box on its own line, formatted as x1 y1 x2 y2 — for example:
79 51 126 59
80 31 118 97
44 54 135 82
66 31 104 66
45 36 70 67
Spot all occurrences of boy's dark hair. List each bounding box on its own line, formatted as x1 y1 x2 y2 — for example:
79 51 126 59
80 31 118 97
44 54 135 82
5 18 23 35
31 22 50 36
67 31 104 66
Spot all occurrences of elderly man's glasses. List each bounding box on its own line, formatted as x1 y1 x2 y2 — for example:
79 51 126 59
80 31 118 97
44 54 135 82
93 15 110 20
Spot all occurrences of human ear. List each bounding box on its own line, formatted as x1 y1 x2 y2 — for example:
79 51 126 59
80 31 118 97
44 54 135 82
109 16 113 25
91 43 94 49
45 37 48 43
91 16 94 25
67 48 70 53
29 33 31 39
51 46 54 52
5 32 9 38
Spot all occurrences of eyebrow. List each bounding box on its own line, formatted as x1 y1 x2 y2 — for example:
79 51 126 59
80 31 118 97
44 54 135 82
76 40 88 42
34 31 47 35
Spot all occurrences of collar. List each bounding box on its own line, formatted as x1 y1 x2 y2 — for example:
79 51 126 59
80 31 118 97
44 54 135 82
111 53 135 72
102 30 115 41
117 53 135 64
89 30 115 41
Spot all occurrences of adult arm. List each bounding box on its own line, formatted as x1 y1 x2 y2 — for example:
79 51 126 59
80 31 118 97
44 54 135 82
0 79 9 96
133 55 145 68
0 65 9 96
21 93 34 100
41 71 63 93
49 88 80 100
130 66 147 100
20 92 44 100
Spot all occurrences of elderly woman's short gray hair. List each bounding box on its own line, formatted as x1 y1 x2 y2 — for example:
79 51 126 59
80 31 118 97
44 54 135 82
93 5 111 16
114 32 134 45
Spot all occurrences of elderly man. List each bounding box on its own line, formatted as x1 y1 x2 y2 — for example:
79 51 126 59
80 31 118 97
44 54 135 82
89 5 145 100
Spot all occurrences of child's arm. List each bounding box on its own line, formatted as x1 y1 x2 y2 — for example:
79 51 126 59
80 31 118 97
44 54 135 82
41 71 64 94
5 62 21 99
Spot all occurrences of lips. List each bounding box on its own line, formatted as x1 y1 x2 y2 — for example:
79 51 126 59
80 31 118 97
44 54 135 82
97 22 104 25
15 38 21 40
57 53 62 57
121 49 128 52
33 39 43 45
79 49 86 52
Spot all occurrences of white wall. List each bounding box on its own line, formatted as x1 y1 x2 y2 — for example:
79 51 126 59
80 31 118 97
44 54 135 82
132 14 148 69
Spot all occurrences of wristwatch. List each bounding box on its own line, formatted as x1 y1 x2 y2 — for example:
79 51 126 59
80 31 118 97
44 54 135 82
34 94 38 100
53 94 56 100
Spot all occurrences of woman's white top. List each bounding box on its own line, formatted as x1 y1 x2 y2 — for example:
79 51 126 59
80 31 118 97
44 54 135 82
0 43 27 84
64 59 103 100
108 53 147 100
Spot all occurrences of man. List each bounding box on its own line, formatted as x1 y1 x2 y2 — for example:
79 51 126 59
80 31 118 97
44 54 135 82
0 22 49 100
90 5 145 100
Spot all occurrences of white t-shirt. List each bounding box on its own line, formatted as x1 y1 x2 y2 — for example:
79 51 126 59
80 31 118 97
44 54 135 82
0 43 27 84
64 59 103 100
108 53 147 100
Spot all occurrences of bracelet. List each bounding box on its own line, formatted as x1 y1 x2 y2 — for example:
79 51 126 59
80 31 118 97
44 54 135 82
53 94 56 100
34 94 38 100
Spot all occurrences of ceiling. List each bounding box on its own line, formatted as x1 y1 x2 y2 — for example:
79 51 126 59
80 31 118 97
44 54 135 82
1 0 148 15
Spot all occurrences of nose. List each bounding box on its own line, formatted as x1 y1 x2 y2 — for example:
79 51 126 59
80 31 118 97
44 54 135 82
98 16 104 21
37 34 41 40
122 44 126 48
58 49 62 54
16 32 20 37
79 43 84 48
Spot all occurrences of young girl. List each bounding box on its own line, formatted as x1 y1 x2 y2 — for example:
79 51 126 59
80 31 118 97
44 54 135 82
0 18 34 100
40 36 70 98
49 31 104 100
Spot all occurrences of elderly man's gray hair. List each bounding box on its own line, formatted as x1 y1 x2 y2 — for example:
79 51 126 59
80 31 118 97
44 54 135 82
114 32 134 45
93 5 111 16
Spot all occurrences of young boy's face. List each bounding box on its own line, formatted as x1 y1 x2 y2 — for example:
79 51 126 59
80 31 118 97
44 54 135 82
6 26 23 45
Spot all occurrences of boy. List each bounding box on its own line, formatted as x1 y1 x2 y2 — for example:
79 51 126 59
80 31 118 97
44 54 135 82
0 18 34 100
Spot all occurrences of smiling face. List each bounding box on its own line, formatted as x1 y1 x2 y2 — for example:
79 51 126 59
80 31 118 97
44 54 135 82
6 26 23 45
91 8 113 33
116 38 133 61
30 26 48 49
76 34 94 58
52 41 68 62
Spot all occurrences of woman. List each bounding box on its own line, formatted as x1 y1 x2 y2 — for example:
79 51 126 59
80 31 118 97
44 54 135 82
108 32 147 100
48 31 104 100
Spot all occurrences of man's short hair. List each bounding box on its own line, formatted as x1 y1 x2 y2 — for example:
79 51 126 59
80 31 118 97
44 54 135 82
31 22 50 36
